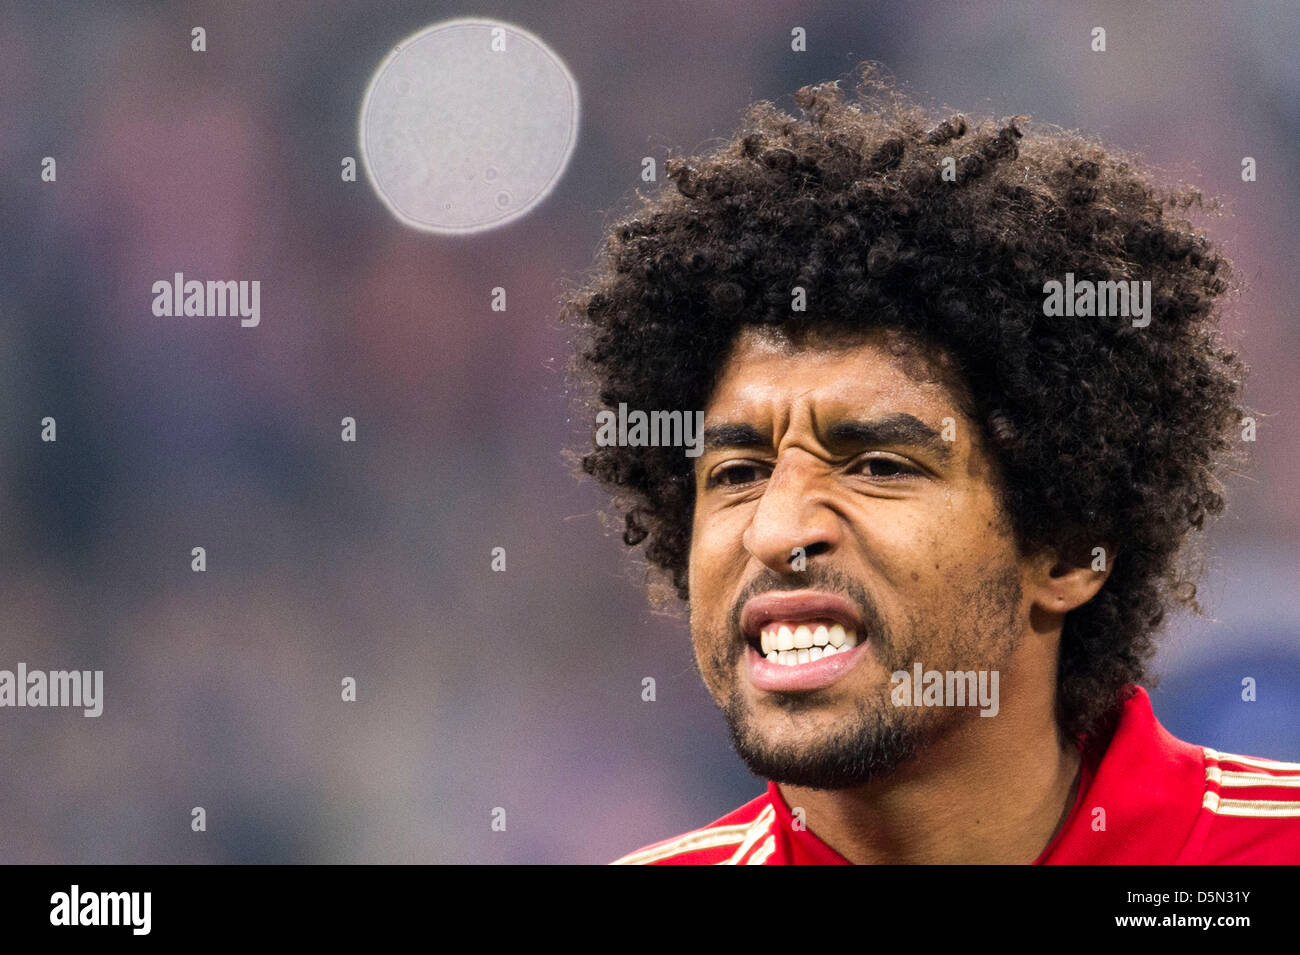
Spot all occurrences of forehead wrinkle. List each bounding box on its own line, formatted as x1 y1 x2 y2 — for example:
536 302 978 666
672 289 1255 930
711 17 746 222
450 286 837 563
711 327 971 455
773 386 825 455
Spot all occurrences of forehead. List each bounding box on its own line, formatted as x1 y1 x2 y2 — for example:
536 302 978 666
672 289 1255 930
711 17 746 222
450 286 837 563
706 325 969 420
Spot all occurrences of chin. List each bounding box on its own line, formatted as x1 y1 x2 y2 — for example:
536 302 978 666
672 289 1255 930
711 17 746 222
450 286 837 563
723 688 923 789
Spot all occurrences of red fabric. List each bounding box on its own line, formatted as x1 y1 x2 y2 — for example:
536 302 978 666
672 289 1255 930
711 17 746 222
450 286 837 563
611 686 1300 864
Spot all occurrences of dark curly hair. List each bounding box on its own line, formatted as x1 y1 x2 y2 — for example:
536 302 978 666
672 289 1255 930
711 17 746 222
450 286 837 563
561 64 1248 743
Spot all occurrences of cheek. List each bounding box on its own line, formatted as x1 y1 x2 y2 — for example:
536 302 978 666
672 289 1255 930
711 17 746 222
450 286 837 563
845 496 1006 595
908 509 1023 606
842 505 939 580
689 506 746 591
686 512 706 597
936 494 1017 565
685 537 718 632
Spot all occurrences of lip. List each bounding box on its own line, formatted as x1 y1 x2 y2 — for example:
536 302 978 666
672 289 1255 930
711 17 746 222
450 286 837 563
739 590 863 639
746 640 870 692
738 590 870 692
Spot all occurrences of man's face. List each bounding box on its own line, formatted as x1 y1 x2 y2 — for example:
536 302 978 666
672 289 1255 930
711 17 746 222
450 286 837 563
688 326 1032 789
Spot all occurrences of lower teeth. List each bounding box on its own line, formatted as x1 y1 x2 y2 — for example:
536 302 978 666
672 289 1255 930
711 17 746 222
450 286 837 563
763 638 858 666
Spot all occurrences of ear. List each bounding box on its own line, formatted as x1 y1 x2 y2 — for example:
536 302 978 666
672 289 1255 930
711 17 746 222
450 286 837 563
1025 542 1116 616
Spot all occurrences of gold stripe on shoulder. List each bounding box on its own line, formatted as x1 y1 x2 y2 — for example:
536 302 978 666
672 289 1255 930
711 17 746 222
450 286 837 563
610 821 755 866
1205 747 1300 774
1205 793 1300 818
1218 770 1300 789
718 805 777 865
746 834 777 865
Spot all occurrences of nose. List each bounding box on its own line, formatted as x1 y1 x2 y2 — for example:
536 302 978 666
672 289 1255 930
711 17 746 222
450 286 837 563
741 452 841 575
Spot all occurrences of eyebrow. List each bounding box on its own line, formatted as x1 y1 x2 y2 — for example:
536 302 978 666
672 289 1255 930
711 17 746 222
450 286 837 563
701 413 953 464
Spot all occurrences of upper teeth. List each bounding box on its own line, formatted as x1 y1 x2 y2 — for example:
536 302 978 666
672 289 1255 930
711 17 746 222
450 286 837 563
759 623 858 665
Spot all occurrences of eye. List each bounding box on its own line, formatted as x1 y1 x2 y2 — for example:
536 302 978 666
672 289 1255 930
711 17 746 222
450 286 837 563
851 455 918 479
707 461 770 488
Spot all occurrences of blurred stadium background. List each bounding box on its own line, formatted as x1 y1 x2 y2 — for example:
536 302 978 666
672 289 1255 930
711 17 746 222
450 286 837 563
0 0 1296 862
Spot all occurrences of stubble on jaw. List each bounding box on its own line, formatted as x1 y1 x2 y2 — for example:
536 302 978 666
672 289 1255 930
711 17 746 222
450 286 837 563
693 564 1024 790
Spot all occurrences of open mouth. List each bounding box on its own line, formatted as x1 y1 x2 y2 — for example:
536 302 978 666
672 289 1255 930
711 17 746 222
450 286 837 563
739 590 865 668
746 621 861 666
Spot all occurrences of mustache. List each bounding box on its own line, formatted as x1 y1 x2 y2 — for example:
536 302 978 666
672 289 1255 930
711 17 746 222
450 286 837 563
726 565 886 644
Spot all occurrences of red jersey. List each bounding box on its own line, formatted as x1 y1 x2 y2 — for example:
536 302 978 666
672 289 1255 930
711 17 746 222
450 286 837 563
611 686 1300 864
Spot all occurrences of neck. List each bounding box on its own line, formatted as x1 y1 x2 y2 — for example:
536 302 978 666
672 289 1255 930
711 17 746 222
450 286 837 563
777 695 1082 864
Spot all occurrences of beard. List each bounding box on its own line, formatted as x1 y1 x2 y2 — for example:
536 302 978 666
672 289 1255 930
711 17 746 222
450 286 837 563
699 563 1024 790
722 684 923 790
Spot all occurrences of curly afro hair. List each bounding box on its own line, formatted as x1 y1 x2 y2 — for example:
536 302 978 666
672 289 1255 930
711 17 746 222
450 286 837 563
561 64 1248 743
